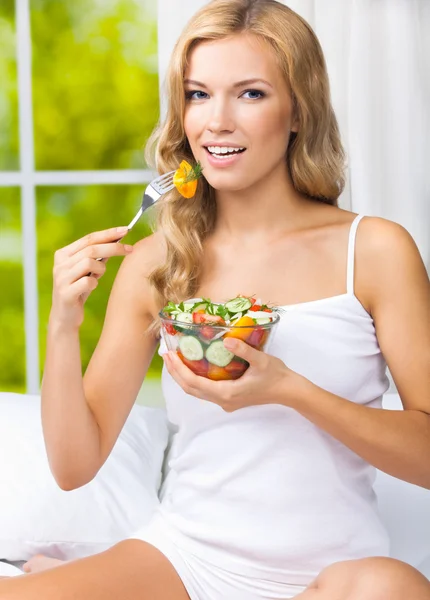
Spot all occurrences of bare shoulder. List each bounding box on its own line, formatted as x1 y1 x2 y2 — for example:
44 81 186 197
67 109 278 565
124 229 166 274
356 216 428 305
357 215 420 253
347 214 429 318
116 230 167 321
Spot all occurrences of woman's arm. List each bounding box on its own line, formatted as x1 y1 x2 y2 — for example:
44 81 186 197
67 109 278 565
42 232 162 491
286 217 430 488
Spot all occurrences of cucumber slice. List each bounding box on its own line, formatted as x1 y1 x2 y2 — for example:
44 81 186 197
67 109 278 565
245 310 272 320
178 335 204 361
225 297 252 313
175 312 193 324
174 312 194 332
205 339 234 367
183 302 196 312
255 317 271 325
191 302 208 312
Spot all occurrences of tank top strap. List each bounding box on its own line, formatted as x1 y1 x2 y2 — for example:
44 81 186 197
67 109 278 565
346 214 365 295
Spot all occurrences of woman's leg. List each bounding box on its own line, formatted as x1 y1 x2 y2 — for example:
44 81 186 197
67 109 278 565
295 557 430 600
0 539 191 600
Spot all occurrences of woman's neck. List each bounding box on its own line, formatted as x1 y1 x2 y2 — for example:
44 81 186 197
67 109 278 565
212 168 311 247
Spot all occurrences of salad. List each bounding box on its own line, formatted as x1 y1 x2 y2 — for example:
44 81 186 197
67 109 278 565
160 295 280 380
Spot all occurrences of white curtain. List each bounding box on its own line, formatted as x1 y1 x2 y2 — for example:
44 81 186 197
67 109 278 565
158 0 430 268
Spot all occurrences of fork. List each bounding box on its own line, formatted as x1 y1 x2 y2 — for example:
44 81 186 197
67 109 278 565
87 170 176 275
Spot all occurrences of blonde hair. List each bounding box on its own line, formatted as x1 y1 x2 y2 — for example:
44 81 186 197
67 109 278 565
145 0 345 338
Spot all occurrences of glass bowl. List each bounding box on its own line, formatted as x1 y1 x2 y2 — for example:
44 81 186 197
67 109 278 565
159 307 280 381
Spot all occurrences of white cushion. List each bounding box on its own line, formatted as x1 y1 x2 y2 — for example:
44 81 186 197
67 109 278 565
376 393 430 578
0 392 169 561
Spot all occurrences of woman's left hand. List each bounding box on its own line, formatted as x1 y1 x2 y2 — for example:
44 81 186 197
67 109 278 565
163 337 299 412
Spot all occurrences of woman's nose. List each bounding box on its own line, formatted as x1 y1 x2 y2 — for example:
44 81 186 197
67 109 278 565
206 101 235 134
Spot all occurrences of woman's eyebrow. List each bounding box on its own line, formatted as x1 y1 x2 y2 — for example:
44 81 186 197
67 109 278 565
184 78 273 89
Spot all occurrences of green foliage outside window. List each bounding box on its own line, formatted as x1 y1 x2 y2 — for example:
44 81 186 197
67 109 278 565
0 0 161 392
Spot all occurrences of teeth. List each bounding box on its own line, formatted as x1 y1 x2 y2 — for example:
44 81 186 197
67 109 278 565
207 146 245 155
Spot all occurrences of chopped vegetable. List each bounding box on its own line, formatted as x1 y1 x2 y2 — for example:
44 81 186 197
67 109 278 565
246 327 266 348
177 351 209 377
173 160 203 198
225 297 252 313
225 359 249 379
205 339 234 367
178 335 204 361
223 316 255 342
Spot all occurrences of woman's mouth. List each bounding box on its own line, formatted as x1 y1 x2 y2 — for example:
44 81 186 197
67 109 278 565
204 146 247 167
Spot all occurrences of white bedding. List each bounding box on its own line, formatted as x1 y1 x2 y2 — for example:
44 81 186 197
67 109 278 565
0 560 25 577
0 394 428 581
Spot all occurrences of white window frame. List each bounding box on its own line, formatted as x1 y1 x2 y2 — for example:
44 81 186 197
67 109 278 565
0 0 155 393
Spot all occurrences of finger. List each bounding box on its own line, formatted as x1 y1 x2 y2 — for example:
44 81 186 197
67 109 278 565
168 352 223 399
61 256 107 284
55 226 129 262
223 338 260 363
164 353 201 396
63 274 99 301
68 241 133 268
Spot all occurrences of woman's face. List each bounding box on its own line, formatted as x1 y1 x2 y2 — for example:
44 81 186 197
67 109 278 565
183 33 298 192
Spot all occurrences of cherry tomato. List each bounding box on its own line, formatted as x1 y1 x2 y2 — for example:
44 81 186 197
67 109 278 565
164 322 178 336
199 326 217 341
177 351 209 377
207 363 232 380
225 359 249 379
249 304 262 311
246 327 265 348
193 312 206 324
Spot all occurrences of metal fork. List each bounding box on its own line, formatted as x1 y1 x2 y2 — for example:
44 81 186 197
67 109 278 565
121 169 176 234
88 170 176 274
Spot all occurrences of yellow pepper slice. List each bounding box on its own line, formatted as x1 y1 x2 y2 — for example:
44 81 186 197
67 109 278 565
173 160 203 198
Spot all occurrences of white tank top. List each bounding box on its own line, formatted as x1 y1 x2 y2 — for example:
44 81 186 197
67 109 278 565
156 214 391 586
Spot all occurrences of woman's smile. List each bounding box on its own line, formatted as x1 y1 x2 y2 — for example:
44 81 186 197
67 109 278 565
203 145 247 168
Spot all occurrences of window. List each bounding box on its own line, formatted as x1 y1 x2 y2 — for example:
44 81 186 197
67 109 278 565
0 0 160 393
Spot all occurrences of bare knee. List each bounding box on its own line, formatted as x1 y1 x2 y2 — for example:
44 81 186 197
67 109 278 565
314 557 430 600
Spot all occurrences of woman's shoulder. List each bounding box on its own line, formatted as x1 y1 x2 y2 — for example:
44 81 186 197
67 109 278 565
118 230 167 321
317 207 415 248
131 229 167 262
355 215 428 315
355 215 420 264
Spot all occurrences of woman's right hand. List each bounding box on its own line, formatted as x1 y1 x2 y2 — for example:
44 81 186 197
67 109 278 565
50 226 134 330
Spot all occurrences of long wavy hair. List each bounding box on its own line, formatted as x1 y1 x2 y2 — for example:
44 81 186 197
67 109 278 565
145 0 345 339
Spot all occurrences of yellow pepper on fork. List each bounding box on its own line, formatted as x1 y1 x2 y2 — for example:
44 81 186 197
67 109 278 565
173 160 203 198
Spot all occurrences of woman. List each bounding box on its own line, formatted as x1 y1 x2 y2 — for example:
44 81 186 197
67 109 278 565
2 0 429 598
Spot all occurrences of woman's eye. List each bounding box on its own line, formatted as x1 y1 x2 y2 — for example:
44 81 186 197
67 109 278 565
185 90 208 101
242 89 265 100
185 89 265 101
